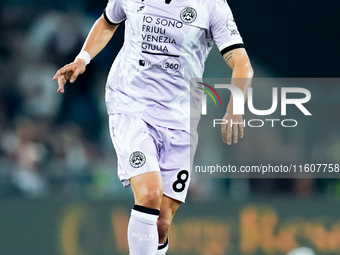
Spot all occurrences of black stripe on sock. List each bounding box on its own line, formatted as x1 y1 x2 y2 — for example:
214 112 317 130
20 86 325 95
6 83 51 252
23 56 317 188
133 205 160 216
158 237 169 250
220 43 245 56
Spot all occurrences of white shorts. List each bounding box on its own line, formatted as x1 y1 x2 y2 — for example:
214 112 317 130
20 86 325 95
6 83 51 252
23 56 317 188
109 114 198 203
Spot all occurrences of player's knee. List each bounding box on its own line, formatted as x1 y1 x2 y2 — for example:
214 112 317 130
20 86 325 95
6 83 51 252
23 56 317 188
145 188 162 202
139 188 163 208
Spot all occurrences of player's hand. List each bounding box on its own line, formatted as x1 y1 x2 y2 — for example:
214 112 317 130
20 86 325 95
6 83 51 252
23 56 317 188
221 113 244 145
52 59 86 93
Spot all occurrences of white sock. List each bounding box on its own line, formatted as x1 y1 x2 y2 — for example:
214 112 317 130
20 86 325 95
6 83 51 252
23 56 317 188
156 237 169 255
128 205 160 255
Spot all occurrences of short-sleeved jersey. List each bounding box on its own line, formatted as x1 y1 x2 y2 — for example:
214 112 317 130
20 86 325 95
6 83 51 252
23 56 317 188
104 0 244 131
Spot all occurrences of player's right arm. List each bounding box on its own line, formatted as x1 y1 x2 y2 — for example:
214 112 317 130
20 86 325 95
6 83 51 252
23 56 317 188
53 15 118 93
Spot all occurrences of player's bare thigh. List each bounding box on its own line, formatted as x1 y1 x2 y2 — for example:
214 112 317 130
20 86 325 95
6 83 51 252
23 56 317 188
130 171 164 209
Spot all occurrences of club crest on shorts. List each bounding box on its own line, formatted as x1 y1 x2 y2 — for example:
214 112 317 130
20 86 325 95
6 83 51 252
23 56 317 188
180 7 197 23
129 151 146 168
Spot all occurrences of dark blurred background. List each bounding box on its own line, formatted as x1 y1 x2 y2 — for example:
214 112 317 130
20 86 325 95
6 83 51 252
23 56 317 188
0 0 339 254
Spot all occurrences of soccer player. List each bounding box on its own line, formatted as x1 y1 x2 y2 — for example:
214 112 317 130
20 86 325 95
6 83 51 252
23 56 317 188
53 0 253 254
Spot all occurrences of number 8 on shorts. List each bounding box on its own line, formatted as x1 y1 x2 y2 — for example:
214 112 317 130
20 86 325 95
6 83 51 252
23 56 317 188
172 170 189 193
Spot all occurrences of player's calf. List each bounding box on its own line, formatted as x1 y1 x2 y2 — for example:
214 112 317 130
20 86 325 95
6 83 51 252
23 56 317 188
157 216 171 244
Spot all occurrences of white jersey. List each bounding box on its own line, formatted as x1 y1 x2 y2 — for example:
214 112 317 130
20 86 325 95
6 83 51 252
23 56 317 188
104 0 244 130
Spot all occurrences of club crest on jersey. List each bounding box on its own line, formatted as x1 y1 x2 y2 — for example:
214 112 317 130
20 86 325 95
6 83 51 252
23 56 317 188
180 7 197 23
129 151 146 168
227 14 240 36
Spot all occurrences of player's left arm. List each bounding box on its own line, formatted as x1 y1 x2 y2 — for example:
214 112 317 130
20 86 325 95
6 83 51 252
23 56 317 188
221 47 253 145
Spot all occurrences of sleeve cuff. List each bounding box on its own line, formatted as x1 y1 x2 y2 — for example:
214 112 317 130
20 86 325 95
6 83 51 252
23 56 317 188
103 8 126 26
220 43 245 56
